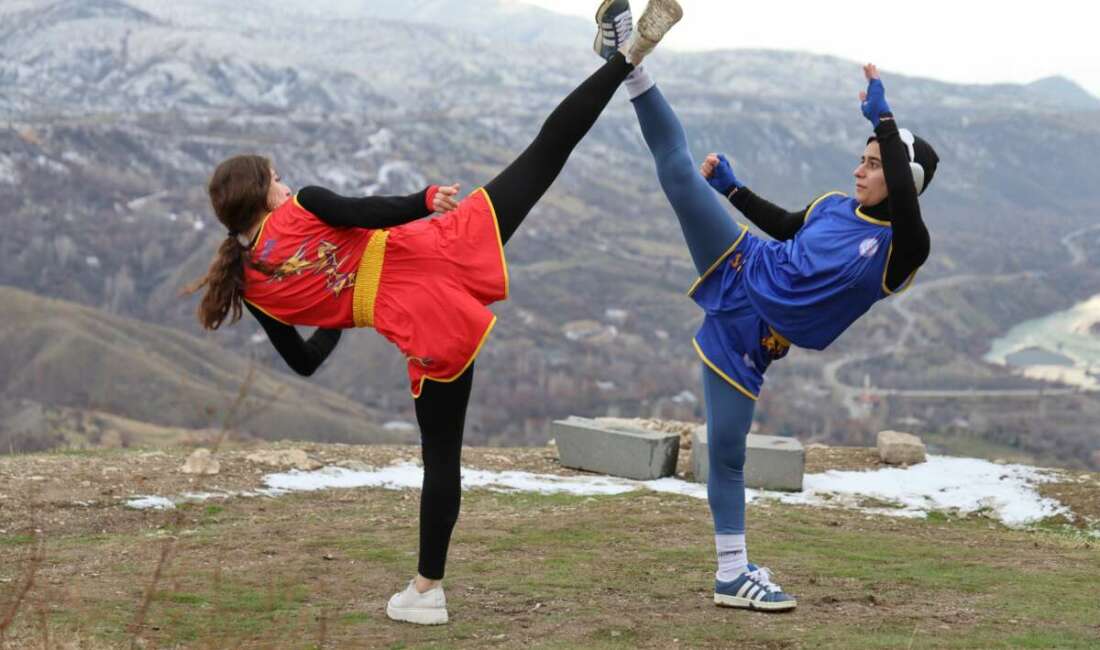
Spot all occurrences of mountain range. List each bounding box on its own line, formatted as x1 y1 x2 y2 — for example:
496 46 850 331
2 0 1099 466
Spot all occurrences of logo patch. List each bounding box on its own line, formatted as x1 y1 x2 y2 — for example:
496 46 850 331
858 237 881 258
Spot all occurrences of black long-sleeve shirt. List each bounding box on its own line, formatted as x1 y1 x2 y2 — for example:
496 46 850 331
244 186 433 376
727 118 929 292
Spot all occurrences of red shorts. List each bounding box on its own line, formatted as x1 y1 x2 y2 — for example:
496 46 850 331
371 188 508 397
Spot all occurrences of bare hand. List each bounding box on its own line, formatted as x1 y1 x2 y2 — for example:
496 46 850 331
859 63 880 103
433 184 460 213
700 153 720 179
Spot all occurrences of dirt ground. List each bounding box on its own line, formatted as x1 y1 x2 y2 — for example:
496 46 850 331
1 443 1097 649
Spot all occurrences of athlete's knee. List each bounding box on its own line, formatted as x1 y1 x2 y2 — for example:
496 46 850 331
709 438 747 473
655 145 697 186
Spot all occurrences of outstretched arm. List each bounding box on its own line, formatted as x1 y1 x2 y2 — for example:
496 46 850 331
861 63 930 290
700 153 810 241
244 301 342 377
296 183 461 230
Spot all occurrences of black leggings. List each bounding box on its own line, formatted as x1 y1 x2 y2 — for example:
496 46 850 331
485 53 633 244
412 54 632 581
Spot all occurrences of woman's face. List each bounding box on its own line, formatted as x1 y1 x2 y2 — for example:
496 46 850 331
853 141 888 207
266 167 292 211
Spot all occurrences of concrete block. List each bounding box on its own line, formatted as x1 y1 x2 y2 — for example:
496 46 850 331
552 416 679 480
877 430 926 465
692 426 804 492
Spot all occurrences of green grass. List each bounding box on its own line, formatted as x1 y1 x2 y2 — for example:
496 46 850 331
0 533 35 546
4 481 1099 649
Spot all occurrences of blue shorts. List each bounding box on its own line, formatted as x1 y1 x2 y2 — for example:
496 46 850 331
689 234 789 400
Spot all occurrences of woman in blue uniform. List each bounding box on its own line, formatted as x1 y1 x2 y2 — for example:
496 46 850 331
596 2 939 612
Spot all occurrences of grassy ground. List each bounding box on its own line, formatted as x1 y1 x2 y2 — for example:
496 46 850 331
1 447 1098 649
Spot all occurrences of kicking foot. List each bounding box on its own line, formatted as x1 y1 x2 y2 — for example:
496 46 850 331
594 0 633 61
386 579 449 625
625 0 683 65
714 564 797 612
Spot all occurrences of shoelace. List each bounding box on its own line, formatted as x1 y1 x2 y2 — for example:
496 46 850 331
746 566 783 594
606 12 632 39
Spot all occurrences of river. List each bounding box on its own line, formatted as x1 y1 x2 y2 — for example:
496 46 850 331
984 294 1100 390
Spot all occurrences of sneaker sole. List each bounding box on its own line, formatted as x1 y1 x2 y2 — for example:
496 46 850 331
628 0 682 63
386 603 449 625
714 593 797 612
637 0 683 39
593 0 621 57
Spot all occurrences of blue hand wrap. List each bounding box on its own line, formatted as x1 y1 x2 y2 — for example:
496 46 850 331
707 154 744 196
861 78 892 128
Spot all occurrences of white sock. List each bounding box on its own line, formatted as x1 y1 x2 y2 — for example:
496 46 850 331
624 64 655 100
715 534 748 582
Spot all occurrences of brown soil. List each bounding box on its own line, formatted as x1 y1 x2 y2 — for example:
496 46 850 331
1 444 1097 649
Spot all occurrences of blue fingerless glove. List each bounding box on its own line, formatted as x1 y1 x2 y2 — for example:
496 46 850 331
861 78 892 128
707 154 744 196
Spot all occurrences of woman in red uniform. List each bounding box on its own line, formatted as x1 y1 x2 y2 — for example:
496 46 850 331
186 0 683 625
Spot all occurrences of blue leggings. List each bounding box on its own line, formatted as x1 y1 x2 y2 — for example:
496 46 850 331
633 86 754 534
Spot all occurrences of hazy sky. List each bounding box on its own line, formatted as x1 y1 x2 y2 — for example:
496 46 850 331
520 0 1100 98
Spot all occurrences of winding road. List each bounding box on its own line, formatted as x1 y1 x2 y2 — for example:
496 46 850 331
821 224 1099 416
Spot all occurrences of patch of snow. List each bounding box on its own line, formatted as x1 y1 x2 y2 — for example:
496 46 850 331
670 390 697 405
264 463 636 496
125 496 176 510
34 155 68 175
775 456 1069 527
0 155 17 185
118 455 1072 530
383 421 416 432
262 455 1069 527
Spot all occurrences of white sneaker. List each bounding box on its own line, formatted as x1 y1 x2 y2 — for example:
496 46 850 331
625 0 683 65
385 580 449 625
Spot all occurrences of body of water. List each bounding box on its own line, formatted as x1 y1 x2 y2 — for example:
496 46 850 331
984 294 1100 390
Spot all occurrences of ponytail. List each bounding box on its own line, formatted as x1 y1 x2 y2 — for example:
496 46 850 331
184 154 273 330
187 235 248 330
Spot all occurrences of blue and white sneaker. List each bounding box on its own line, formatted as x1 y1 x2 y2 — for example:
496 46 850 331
714 564 797 612
593 0 633 61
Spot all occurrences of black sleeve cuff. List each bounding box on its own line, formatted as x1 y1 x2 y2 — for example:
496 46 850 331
729 187 754 211
874 117 899 139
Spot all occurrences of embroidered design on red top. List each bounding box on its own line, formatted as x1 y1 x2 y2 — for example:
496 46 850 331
267 240 357 297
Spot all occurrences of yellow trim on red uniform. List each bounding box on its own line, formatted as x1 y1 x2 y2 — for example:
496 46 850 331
692 338 759 401
411 315 498 399
352 230 389 328
476 187 510 300
249 211 274 251
803 191 847 224
687 224 750 297
881 242 919 295
242 298 290 325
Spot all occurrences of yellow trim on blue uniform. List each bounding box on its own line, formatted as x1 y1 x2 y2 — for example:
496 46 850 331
242 298 290 325
802 191 847 224
687 224 750 297
412 315 498 399
352 230 389 328
476 187 510 300
855 206 892 227
692 338 759 402
881 243 919 295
